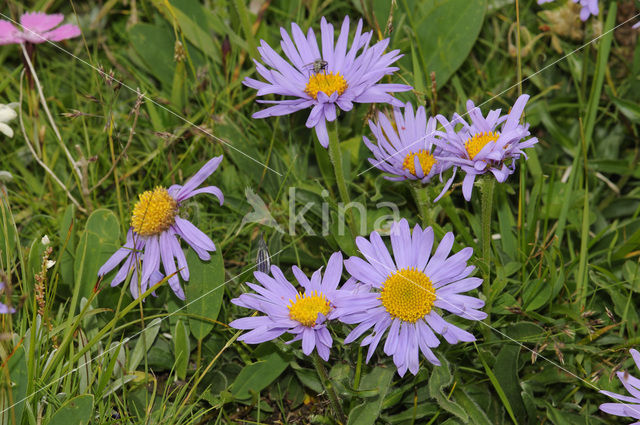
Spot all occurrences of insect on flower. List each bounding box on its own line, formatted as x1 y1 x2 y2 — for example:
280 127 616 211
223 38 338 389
303 59 329 75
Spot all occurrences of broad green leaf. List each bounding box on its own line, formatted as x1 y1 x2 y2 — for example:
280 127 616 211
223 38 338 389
522 278 552 311
47 395 93 425
454 388 493 425
0 346 27 425
156 0 221 63
230 351 288 400
403 0 486 87
494 344 526 424
428 356 469 423
186 248 225 341
129 23 175 88
72 209 120 309
173 319 190 380
347 366 394 425
128 318 161 371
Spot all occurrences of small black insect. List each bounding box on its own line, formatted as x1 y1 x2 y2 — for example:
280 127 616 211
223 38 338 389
256 234 270 274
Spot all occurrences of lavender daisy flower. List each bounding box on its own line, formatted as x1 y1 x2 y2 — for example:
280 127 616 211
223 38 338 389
230 252 351 360
599 349 640 423
0 12 81 45
537 0 598 21
243 16 411 148
435 94 538 201
364 102 450 183
334 219 486 376
0 282 15 314
98 156 224 300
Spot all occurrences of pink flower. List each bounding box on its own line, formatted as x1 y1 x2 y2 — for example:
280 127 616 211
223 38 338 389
0 12 80 45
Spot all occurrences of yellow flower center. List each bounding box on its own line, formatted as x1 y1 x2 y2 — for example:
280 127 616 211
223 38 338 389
304 72 348 100
465 131 500 160
379 267 436 323
131 187 178 236
402 150 437 176
288 291 331 327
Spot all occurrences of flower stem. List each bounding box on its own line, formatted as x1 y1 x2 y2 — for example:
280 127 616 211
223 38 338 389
327 120 357 238
312 352 346 424
411 183 431 227
353 346 363 390
480 176 495 303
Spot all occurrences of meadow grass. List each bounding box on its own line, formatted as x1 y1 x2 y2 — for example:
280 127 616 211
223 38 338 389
0 0 639 424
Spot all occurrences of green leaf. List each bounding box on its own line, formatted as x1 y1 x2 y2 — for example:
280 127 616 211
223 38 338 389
72 209 120 310
47 395 93 425
403 0 486 87
0 196 17 265
347 366 394 425
173 319 190 380
0 346 28 424
128 318 161 371
428 356 469 423
186 248 225 341
494 344 526 424
230 351 288 400
59 205 76 287
129 23 175 88
162 0 221 62
476 344 519 425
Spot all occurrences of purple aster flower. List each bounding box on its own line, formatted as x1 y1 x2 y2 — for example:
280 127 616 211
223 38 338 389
0 12 81 45
230 252 352 361
98 156 224 300
243 16 412 148
434 94 538 201
537 0 599 21
0 282 15 314
334 219 486 376
364 101 451 183
633 21 640 30
599 349 640 423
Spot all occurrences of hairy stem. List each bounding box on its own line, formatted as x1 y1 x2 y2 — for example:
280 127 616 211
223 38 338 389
313 352 346 424
327 120 357 238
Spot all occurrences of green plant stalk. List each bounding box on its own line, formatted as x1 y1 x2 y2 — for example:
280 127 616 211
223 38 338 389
480 177 496 302
312 352 346 424
353 346 363 391
328 120 357 238
232 0 258 59
411 183 431 227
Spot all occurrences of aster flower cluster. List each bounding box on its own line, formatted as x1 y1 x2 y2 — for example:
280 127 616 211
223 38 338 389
363 95 538 201
231 219 486 376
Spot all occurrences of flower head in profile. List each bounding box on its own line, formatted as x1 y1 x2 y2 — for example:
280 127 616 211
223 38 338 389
0 103 17 138
0 282 15 314
537 0 598 21
334 219 486 376
243 16 411 148
435 94 538 201
230 252 351 360
599 349 640 423
0 12 80 45
98 156 224 300
364 102 450 183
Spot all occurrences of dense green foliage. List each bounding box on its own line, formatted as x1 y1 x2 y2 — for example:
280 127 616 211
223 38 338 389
1 0 640 424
